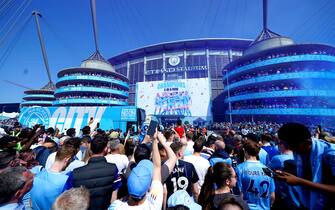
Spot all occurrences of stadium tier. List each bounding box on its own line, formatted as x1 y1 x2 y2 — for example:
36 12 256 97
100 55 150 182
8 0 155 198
54 52 129 106
21 82 56 107
223 36 335 126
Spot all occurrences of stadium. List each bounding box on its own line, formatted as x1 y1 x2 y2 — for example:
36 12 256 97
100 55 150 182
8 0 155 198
53 52 129 107
223 32 335 126
108 38 252 123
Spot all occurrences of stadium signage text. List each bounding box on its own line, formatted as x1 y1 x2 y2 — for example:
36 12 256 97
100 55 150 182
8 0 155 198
19 106 137 134
145 65 208 75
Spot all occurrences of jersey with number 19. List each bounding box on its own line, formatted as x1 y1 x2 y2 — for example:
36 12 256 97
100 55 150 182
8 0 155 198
165 159 199 199
236 160 275 210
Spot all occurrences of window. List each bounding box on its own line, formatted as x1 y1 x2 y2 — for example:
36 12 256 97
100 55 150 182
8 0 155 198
146 74 163 81
129 62 144 84
115 65 127 77
146 59 163 70
186 55 207 66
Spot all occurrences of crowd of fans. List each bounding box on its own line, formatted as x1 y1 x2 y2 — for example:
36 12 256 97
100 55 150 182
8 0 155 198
0 119 335 210
57 95 127 102
62 72 127 82
230 84 299 97
60 83 127 93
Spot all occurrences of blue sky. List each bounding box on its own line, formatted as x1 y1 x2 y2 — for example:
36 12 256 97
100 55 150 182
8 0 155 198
0 0 334 103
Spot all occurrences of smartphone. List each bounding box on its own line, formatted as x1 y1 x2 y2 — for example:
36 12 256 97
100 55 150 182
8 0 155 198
262 167 278 178
147 120 158 137
283 160 297 176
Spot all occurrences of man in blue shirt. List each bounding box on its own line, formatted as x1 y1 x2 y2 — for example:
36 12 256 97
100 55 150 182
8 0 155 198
261 133 279 160
209 140 232 166
269 140 300 209
246 133 270 166
31 145 75 210
269 141 294 170
236 140 275 210
277 123 335 210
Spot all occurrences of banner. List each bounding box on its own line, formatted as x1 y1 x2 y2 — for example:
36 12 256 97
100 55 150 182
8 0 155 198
136 78 212 123
19 106 137 135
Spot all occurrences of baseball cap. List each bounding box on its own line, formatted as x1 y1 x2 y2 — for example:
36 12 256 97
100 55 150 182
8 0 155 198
167 190 202 210
127 159 153 199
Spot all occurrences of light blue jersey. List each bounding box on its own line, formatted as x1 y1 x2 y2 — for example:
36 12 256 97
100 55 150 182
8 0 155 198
30 169 69 210
269 153 300 208
269 153 294 170
258 148 270 166
236 160 275 210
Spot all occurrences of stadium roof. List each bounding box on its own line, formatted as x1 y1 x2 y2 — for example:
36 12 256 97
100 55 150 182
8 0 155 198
224 43 335 70
109 38 252 65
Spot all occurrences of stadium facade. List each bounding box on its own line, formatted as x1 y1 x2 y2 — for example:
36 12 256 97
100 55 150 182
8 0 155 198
108 38 252 122
223 33 335 126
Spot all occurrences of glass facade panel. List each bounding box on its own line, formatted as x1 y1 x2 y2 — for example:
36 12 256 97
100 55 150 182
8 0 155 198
129 62 144 84
129 85 136 92
186 55 207 66
147 59 163 70
186 70 208 79
166 72 185 80
209 55 230 79
129 93 135 105
145 74 163 81
115 65 127 77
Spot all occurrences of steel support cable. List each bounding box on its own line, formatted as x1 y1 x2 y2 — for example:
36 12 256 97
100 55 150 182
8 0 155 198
0 0 10 7
0 0 13 13
0 0 17 21
315 2 335 42
119 0 142 45
209 0 223 34
106 1 128 49
127 1 152 42
0 14 32 71
219 0 231 35
0 0 28 36
0 0 7 8
231 0 240 35
132 2 157 41
291 0 331 37
297 0 334 41
122 0 148 42
0 0 16 16
240 0 247 35
199 0 214 36
299 0 334 40
0 0 32 47
40 18 77 63
114 0 137 46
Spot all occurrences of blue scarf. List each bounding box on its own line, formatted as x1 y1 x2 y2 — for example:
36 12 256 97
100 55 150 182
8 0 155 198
295 139 335 210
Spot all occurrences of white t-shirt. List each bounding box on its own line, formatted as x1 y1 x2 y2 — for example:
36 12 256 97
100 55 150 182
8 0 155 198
184 141 194 156
45 152 57 170
183 155 210 187
108 180 163 210
45 151 85 173
105 154 129 173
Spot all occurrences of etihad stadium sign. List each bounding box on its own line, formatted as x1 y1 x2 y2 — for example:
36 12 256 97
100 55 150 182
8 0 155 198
145 65 208 75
